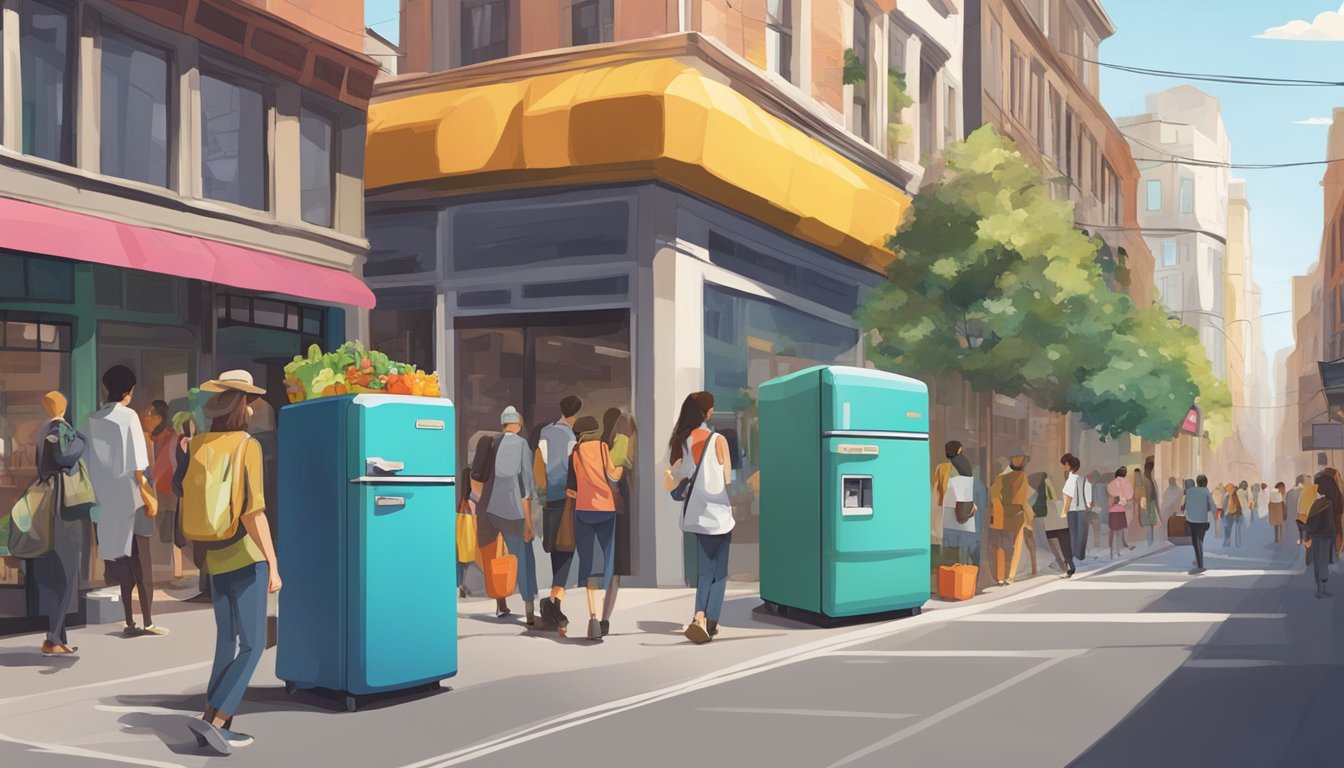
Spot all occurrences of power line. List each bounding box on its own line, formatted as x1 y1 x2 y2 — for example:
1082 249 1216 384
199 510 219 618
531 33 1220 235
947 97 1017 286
1072 55 1344 87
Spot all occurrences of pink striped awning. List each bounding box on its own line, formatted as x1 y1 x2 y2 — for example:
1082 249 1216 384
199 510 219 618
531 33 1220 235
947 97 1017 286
0 196 375 308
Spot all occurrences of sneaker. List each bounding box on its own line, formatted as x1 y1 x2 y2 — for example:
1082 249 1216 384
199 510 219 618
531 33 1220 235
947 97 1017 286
684 621 711 644
707 620 719 637
187 718 231 756
40 641 78 657
140 625 170 637
220 728 254 748
539 598 557 630
599 620 610 637
120 625 142 638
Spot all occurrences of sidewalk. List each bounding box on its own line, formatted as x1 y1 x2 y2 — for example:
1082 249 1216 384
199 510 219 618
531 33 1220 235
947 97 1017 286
0 543 1169 767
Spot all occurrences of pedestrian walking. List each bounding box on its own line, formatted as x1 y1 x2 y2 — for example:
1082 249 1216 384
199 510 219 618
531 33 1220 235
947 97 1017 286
33 391 93 657
566 415 626 640
1184 475 1215 574
1138 457 1160 546
1248 481 1260 528
1287 476 1306 545
179 372 281 755
1061 454 1091 563
471 406 540 623
1224 482 1247 547
537 395 582 631
456 461 479 598
1298 475 1318 562
171 411 210 600
1034 471 1073 577
1106 467 1134 559
988 454 1031 585
1305 471 1341 599
663 392 734 644
936 441 977 566
86 365 166 638
1269 482 1287 544
600 408 637 633
1162 477 1184 537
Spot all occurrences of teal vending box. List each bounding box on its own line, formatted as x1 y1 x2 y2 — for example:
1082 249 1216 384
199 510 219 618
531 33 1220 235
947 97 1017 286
759 365 930 623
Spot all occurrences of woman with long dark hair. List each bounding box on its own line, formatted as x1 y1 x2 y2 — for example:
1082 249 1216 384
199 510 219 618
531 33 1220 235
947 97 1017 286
663 392 733 644
1306 471 1341 599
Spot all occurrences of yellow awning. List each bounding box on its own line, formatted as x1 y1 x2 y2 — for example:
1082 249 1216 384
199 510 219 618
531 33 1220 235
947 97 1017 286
366 57 910 271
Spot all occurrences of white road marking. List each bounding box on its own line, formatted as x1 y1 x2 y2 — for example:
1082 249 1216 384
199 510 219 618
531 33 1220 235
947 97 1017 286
0 661 213 708
829 650 1069 658
1090 568 1301 578
961 613 1285 623
1061 581 1194 590
1184 659 1287 668
0 732 186 768
823 651 1085 768
696 707 916 720
94 705 199 716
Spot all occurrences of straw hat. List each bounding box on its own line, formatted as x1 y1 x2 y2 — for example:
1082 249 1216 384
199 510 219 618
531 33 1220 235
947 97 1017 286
200 370 266 395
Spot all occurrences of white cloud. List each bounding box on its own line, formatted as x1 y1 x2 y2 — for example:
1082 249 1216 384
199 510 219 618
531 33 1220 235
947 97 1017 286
1258 4 1344 40
1296 117 1334 125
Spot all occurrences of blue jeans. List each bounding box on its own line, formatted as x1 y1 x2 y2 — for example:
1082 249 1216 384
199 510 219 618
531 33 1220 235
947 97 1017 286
500 532 539 603
574 511 616 590
207 562 268 716
694 532 732 622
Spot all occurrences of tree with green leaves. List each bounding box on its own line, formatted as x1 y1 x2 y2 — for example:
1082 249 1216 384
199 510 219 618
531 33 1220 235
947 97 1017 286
857 125 1230 446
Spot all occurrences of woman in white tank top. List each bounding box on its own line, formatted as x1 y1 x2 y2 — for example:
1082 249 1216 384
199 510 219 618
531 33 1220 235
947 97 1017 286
663 392 734 644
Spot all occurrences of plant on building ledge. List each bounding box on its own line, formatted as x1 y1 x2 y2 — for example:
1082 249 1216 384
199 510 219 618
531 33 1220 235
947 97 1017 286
843 48 866 86
887 67 914 148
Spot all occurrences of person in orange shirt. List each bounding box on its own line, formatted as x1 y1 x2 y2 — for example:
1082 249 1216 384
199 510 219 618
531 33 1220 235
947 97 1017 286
566 415 626 641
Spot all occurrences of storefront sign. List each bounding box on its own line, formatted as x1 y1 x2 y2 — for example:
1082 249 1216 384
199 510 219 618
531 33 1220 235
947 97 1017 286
1179 406 1201 436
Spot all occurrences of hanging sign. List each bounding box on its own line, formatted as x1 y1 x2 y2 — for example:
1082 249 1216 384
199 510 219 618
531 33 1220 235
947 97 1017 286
1179 406 1202 436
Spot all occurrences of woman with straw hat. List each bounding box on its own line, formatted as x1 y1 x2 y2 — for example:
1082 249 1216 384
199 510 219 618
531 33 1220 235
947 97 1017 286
180 371 281 756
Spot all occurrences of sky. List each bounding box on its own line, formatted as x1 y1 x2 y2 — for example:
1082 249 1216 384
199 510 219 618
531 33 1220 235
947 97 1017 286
1099 0 1344 411
360 1 1326 404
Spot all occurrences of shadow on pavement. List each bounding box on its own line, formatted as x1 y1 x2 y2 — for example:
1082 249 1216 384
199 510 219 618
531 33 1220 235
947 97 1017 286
0 649 80 675
116 712 206 756
1068 545 1340 766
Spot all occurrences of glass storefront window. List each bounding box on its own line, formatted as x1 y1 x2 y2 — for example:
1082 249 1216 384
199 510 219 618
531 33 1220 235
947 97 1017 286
0 315 71 626
0 253 73 303
20 0 73 164
702 285 860 581
100 29 171 188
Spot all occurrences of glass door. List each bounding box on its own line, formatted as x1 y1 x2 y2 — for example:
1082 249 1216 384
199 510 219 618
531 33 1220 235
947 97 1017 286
0 315 73 634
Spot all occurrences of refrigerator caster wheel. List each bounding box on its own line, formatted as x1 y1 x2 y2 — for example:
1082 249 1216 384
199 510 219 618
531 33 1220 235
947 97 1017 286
910 607 922 617
284 681 297 695
344 696 357 713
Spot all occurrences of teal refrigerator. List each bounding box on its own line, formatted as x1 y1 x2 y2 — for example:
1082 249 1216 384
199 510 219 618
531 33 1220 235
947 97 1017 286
276 394 457 711
759 366 930 622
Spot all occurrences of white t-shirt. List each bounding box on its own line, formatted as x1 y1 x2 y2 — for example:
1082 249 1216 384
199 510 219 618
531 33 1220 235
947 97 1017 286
1064 472 1092 512
942 475 976 533
86 402 149 560
676 430 734 536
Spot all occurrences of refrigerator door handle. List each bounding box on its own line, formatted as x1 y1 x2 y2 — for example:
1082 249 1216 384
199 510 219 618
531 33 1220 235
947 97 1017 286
349 476 457 485
375 496 406 507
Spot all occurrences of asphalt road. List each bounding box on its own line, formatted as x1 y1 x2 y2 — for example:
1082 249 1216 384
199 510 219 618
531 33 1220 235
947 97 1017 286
439 518 1331 768
2 516 1334 768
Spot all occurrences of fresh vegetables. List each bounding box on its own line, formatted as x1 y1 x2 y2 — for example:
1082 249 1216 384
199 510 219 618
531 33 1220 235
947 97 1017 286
282 341 442 403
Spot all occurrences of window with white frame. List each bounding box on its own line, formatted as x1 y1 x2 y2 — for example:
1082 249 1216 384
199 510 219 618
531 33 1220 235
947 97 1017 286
1180 176 1194 214
945 83 958 147
987 16 1002 104
300 105 335 227
852 4 872 142
766 0 793 82
200 69 268 210
1162 240 1177 267
1146 179 1162 211
100 28 172 188
20 0 75 165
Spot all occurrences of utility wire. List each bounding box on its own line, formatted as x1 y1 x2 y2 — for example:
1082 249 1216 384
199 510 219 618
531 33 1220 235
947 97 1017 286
1067 54 1344 87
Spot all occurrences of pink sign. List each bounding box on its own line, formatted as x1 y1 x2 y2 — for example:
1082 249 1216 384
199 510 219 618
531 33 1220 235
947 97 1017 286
1180 407 1201 436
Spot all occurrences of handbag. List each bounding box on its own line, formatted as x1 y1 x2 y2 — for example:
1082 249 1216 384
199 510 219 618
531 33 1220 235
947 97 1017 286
556 497 576 552
478 533 517 600
455 499 478 564
61 460 97 509
670 428 714 514
8 477 57 559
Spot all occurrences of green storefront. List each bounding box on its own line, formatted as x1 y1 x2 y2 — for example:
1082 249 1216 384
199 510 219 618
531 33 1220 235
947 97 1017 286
0 252 345 636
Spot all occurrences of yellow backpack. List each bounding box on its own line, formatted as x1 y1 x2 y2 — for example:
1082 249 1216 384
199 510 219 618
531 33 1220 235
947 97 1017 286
180 433 253 543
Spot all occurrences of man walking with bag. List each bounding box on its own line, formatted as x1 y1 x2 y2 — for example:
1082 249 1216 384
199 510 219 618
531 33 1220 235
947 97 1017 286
537 396 582 631
472 407 539 623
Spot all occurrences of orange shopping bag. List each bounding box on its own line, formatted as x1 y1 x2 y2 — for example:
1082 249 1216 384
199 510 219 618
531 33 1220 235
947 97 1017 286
938 564 977 601
478 533 517 600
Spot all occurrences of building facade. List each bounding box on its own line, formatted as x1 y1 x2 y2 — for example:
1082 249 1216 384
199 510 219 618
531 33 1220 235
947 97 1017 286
959 0 1156 489
368 3 927 587
1223 179 1269 480
0 0 377 634
1119 86 1232 480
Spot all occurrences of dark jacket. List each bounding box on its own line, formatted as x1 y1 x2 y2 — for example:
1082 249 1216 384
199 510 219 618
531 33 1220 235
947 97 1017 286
35 419 90 521
1306 497 1338 540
